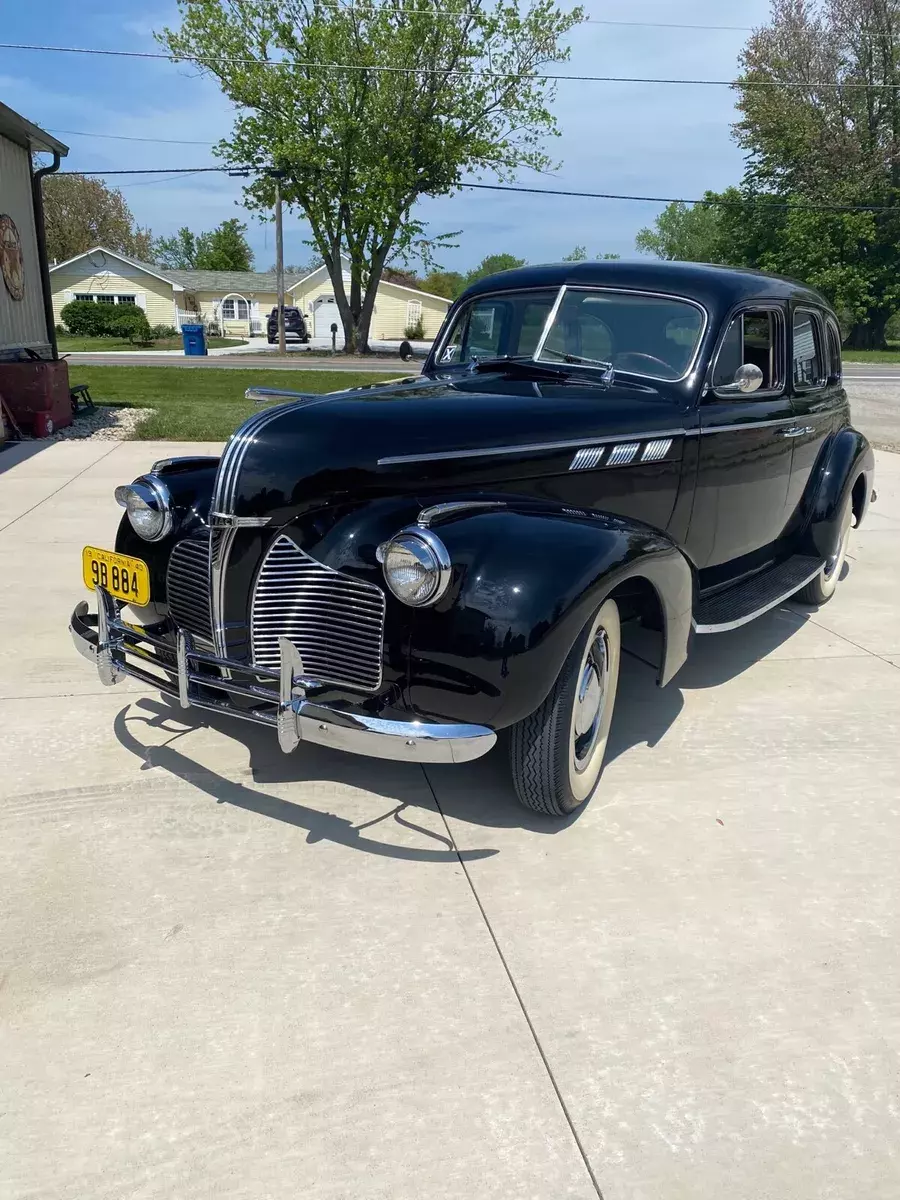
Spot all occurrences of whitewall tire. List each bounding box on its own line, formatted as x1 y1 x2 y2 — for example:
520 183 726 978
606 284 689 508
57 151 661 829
510 598 621 817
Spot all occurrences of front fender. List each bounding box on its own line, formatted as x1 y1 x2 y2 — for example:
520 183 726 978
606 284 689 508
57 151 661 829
407 508 693 730
801 426 875 560
114 457 219 600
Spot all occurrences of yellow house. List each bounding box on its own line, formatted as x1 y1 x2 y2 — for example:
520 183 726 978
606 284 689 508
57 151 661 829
49 247 450 341
288 260 450 340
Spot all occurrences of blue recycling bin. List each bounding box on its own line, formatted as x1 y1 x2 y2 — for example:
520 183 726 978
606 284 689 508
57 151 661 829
181 324 207 356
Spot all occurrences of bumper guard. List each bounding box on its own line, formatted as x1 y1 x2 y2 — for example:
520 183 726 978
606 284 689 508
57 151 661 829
70 587 496 765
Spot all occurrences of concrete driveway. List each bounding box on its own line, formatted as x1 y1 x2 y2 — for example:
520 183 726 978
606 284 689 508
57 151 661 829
2 440 900 1200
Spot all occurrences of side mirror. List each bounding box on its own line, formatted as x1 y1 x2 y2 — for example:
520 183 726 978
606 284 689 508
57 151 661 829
718 363 764 396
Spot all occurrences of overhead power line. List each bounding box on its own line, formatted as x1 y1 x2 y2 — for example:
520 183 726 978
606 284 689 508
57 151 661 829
50 166 900 211
3 40 897 88
49 127 215 145
311 2 754 30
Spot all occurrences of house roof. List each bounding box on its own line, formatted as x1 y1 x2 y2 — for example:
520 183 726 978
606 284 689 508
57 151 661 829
49 245 449 303
49 247 185 290
0 101 68 156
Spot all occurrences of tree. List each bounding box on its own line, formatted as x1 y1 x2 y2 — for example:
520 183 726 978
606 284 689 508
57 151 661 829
155 218 253 270
42 174 153 263
271 256 324 276
635 200 727 262
159 0 584 352
464 253 527 286
382 266 423 289
733 0 900 347
421 269 466 299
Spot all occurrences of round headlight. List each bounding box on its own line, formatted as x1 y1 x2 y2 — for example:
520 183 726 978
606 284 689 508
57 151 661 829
114 476 174 542
380 528 451 607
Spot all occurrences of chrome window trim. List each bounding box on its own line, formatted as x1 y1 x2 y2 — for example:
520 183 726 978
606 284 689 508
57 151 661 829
377 427 686 467
708 303 786 401
430 284 709 384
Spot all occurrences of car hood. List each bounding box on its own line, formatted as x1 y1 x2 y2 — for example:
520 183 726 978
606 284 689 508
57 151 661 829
213 370 689 523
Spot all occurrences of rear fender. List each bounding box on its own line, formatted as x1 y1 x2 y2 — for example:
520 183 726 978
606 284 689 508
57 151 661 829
801 427 875 560
407 506 694 730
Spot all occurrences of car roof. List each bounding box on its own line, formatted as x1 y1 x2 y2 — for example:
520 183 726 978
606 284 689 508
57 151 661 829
461 259 832 315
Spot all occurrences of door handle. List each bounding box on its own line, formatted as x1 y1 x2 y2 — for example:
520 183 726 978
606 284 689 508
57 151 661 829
780 425 814 438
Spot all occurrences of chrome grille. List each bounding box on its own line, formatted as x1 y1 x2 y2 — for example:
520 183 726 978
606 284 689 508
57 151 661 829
251 535 386 691
166 530 214 643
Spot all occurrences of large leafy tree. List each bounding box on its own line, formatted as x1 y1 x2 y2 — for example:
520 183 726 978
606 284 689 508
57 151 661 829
635 200 728 263
155 218 253 270
42 174 153 263
158 0 584 352
734 0 900 347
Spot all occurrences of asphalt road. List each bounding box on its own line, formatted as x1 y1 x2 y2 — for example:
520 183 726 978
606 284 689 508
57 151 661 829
2 439 899 1199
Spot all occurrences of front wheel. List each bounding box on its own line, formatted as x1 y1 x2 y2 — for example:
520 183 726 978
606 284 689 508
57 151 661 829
796 503 852 605
510 598 621 818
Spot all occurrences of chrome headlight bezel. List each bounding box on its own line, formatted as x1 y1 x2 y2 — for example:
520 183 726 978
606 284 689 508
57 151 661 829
114 474 175 542
378 526 451 607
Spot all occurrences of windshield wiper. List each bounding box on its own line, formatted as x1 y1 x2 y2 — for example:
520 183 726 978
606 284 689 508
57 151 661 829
470 355 568 379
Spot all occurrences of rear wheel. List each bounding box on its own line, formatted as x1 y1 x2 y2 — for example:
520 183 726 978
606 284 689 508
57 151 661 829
510 598 621 817
796 502 852 605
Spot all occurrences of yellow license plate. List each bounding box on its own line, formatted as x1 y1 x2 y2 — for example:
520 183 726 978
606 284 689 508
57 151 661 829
82 546 150 606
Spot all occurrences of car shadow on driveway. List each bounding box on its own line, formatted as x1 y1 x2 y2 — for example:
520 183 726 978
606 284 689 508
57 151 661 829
111 604 814 850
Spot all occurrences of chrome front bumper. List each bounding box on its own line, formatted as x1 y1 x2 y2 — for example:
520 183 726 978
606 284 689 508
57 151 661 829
70 587 496 765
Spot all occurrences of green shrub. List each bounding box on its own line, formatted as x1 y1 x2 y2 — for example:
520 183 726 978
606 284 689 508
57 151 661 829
150 324 179 339
108 306 152 343
60 299 111 337
403 317 426 340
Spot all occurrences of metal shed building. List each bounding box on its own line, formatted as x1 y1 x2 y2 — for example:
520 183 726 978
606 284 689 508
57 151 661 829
0 102 68 357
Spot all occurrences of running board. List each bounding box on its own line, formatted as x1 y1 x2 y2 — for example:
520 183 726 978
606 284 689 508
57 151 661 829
694 555 824 633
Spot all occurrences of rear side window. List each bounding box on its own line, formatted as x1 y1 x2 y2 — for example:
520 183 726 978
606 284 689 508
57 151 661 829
793 309 826 389
712 308 783 393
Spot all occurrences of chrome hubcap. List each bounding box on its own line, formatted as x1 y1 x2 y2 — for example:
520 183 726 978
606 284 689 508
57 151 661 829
573 630 609 771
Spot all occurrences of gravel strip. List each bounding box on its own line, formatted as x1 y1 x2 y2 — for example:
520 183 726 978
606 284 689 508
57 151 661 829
11 406 156 443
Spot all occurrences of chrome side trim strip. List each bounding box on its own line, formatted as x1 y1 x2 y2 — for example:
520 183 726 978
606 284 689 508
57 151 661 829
693 561 824 634
686 416 801 437
378 427 686 467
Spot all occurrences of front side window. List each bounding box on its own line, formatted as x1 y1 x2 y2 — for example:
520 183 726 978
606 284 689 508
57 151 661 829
436 287 704 380
793 309 825 388
712 309 783 393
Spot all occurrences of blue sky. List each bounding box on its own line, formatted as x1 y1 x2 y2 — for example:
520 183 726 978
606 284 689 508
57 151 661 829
2 0 772 273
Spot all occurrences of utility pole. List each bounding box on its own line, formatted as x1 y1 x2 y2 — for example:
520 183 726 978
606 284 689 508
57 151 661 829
273 173 286 355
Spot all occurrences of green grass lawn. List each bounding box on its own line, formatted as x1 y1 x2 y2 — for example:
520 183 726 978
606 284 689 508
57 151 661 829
58 335 248 353
69 365 408 440
841 346 900 363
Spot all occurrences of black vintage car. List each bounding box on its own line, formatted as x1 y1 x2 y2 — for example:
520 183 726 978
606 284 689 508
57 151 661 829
72 261 874 818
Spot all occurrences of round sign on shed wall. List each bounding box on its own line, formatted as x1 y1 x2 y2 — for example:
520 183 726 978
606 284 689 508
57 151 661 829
0 215 25 301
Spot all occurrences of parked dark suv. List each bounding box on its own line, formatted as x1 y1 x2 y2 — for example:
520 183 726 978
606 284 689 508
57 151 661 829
267 306 309 344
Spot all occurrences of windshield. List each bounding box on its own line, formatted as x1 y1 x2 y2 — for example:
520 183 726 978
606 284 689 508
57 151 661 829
435 286 705 381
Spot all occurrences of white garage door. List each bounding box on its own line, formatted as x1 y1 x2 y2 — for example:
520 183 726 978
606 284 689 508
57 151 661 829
313 297 342 339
